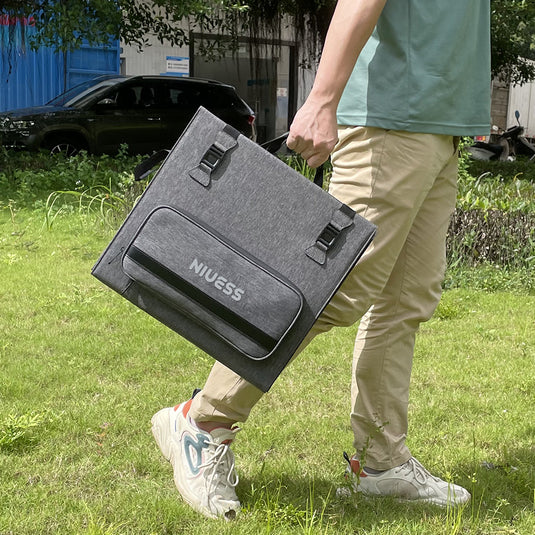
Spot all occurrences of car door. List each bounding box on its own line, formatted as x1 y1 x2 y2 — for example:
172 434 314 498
91 81 164 154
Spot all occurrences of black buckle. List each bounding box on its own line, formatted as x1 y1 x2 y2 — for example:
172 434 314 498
200 143 226 173
317 222 340 250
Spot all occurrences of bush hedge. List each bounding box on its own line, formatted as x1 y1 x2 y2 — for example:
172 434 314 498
447 208 535 269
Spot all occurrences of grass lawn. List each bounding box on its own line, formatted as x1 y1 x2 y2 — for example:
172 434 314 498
1 207 534 534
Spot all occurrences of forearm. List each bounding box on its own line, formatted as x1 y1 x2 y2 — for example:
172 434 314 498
287 0 387 167
310 0 387 109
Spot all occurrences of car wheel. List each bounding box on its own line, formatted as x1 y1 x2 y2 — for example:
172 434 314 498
46 137 86 157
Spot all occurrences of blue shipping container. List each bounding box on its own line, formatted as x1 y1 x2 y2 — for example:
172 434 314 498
0 15 120 112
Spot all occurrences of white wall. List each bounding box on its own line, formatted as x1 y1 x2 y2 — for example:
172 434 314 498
120 42 190 77
508 80 535 138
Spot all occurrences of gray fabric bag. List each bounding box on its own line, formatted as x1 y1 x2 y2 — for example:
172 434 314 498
92 107 376 391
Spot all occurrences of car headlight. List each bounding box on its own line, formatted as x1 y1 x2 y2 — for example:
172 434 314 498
0 117 36 130
0 118 36 137
10 120 36 130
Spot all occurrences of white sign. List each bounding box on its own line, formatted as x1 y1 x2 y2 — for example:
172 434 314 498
166 56 190 77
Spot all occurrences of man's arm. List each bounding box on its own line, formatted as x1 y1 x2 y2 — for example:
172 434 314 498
287 0 387 168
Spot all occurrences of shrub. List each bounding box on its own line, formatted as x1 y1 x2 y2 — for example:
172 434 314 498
447 208 535 269
0 146 141 206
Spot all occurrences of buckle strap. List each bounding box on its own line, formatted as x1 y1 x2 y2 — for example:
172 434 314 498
306 204 355 265
189 125 239 187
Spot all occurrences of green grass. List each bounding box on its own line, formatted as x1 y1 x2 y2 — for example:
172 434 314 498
1 208 534 534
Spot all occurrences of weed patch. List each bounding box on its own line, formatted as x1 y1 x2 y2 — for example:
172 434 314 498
0 411 48 450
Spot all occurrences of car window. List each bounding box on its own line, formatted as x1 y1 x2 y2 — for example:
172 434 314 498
162 81 248 113
88 79 251 114
210 86 252 114
149 81 201 110
48 78 122 108
168 87 201 109
114 85 140 109
198 85 251 114
198 87 232 108
106 83 176 110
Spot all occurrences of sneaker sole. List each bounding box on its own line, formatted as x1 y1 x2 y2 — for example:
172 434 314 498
151 407 174 461
355 487 470 508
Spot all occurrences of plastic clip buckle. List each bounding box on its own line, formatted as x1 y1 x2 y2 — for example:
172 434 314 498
200 143 226 174
317 222 340 251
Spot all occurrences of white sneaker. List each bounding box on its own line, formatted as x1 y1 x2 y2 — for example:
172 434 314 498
151 396 241 520
344 453 471 507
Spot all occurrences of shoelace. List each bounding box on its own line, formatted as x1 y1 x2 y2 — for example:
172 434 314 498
198 440 239 496
395 458 441 485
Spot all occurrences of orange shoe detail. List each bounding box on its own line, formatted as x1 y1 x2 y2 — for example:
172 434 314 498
350 457 366 477
175 398 193 418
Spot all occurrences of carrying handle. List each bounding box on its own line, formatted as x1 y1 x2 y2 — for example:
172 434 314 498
260 132 325 189
133 149 170 181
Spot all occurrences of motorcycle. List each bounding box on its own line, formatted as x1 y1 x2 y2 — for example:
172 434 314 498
468 110 535 162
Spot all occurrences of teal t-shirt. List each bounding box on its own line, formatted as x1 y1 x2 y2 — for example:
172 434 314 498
337 0 491 136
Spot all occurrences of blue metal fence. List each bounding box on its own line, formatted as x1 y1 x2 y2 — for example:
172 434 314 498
66 43 121 88
0 15 120 112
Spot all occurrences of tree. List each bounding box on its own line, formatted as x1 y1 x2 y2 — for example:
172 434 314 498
2 1 205 51
3 1 535 85
491 0 535 85
1 0 331 54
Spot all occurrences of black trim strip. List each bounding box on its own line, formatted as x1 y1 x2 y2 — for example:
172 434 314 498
126 245 278 352
223 123 240 140
339 203 356 218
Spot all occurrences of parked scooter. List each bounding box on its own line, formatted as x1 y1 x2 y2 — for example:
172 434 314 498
468 110 535 162
511 111 535 160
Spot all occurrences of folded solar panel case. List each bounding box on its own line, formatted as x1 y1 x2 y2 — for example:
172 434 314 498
92 107 376 392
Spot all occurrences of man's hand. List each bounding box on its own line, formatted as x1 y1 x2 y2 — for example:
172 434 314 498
286 99 338 169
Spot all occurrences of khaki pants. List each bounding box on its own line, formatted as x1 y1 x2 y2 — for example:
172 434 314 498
190 126 459 470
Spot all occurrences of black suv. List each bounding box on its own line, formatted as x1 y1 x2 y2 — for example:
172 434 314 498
0 75 256 155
